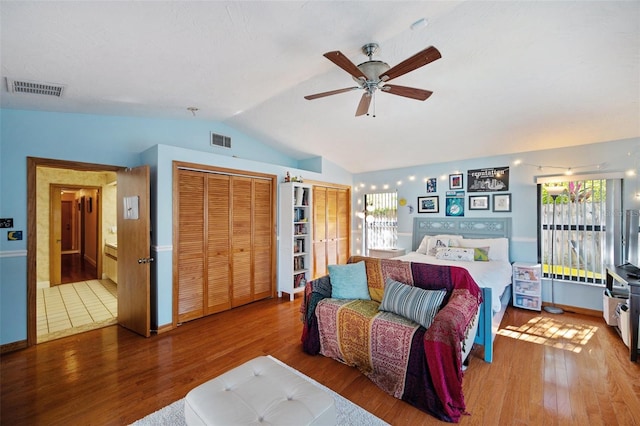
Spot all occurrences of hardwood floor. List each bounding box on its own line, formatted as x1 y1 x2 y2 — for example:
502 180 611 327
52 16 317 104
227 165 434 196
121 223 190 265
2 298 639 425
61 253 97 284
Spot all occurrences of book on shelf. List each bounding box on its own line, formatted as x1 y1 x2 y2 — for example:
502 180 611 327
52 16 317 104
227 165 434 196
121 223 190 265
294 273 307 288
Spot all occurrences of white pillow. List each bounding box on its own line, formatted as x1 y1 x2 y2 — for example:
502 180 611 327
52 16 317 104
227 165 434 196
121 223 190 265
426 236 461 256
460 238 509 261
416 235 431 254
416 234 463 255
435 247 475 262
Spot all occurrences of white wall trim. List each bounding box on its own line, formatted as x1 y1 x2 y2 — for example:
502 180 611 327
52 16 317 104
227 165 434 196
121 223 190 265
0 250 28 258
152 245 173 252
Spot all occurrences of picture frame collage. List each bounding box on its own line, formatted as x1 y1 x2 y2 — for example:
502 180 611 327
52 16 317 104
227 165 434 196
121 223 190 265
416 167 511 216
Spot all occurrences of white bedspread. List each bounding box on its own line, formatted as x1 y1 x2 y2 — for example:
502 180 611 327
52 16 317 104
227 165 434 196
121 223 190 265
394 251 512 312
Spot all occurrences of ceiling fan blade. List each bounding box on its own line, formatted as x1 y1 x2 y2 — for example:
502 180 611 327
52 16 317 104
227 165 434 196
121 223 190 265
355 92 371 116
381 84 433 101
304 87 360 100
379 46 441 82
323 51 368 81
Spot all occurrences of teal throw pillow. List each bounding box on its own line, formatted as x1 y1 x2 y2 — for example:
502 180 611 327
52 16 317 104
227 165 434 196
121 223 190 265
328 261 370 300
379 278 446 329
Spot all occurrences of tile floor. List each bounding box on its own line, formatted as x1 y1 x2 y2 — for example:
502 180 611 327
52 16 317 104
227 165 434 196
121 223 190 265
37 279 118 343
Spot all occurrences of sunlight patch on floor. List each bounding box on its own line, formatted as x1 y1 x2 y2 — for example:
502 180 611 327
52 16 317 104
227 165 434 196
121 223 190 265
498 316 598 353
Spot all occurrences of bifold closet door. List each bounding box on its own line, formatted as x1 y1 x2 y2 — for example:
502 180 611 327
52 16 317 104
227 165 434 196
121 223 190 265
312 187 327 279
177 168 274 323
312 186 350 279
177 171 206 323
206 174 231 314
231 177 252 307
252 179 273 301
335 188 350 265
231 177 273 306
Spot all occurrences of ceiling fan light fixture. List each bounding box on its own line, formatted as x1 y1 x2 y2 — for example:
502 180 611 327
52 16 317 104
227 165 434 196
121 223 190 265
352 60 390 85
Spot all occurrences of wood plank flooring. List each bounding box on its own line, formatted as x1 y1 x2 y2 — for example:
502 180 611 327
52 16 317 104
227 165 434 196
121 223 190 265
1 297 639 425
61 253 97 284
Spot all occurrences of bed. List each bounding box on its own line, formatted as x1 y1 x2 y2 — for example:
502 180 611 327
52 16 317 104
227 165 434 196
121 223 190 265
396 217 513 363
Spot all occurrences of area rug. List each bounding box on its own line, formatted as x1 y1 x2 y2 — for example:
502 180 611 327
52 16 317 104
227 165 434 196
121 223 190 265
131 355 389 426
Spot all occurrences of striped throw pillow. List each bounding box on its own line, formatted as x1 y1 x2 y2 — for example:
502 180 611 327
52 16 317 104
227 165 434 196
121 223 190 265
379 278 446 329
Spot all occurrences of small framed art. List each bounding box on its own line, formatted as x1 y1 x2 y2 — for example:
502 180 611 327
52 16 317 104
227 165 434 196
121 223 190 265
469 195 489 210
426 177 437 193
493 193 511 212
417 196 439 213
449 173 463 190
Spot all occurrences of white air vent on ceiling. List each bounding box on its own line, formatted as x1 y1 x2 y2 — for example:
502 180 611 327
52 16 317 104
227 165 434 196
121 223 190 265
211 132 231 148
5 78 65 97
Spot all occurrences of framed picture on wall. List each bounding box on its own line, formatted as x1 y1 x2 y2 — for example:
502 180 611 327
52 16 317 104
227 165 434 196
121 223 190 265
493 193 511 212
426 178 437 193
469 195 489 210
417 196 439 213
449 173 463 190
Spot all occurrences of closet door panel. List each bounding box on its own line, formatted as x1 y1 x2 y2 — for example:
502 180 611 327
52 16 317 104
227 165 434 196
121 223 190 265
326 188 338 266
313 242 327 280
313 188 327 242
253 180 273 299
336 188 350 265
312 187 327 278
231 177 253 307
207 175 231 314
177 172 205 322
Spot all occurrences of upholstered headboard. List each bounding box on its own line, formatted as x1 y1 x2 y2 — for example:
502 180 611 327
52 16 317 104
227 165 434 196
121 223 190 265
411 217 512 251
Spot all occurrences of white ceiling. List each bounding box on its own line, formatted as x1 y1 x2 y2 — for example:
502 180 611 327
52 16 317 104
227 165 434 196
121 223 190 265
1 1 639 174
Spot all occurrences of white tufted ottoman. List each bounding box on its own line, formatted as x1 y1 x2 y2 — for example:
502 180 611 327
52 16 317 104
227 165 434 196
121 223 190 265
184 356 336 426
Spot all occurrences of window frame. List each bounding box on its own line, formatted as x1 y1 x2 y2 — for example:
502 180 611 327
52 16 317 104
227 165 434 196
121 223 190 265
536 175 623 286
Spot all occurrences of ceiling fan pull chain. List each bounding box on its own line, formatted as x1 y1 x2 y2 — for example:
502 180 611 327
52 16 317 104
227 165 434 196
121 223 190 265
372 90 376 118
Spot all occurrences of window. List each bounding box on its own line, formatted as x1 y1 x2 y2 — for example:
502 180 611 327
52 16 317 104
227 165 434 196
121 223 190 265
538 177 622 284
364 192 398 252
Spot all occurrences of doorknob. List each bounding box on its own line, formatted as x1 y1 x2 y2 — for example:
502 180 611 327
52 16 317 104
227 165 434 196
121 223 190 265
137 257 155 264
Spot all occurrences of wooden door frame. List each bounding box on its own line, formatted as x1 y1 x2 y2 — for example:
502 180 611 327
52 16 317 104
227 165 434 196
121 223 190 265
26 157 121 347
49 184 102 286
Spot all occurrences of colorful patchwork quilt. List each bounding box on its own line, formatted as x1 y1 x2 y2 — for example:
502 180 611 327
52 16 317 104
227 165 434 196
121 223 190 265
301 256 482 423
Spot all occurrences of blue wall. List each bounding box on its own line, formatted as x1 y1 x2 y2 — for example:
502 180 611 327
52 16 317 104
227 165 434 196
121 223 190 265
352 138 640 311
0 108 351 345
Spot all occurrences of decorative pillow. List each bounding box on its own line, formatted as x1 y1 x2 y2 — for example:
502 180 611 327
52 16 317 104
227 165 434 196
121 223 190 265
416 234 462 255
471 246 490 261
426 236 460 256
460 238 509 261
379 278 446 329
328 261 370 300
435 247 475 262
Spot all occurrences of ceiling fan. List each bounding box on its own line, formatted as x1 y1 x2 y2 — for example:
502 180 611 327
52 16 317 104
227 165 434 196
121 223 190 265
304 43 441 117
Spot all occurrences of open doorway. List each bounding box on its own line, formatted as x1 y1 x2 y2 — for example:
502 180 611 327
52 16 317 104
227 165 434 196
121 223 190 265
51 185 100 285
29 159 119 344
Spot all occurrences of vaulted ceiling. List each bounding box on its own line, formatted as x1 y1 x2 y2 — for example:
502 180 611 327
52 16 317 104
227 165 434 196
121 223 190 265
1 1 638 173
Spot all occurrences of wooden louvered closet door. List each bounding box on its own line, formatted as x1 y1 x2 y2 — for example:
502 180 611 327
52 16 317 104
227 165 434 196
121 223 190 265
312 185 350 279
231 177 252 307
175 165 275 325
207 174 231 314
252 179 273 300
177 171 206 323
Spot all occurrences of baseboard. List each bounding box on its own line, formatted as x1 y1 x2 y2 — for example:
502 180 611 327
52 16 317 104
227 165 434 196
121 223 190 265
1 339 27 354
541 302 601 317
